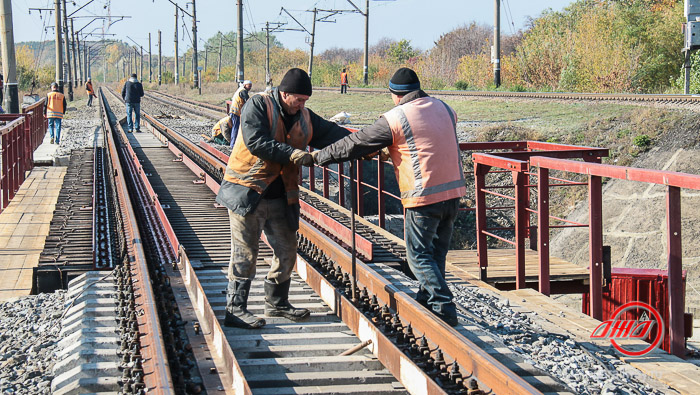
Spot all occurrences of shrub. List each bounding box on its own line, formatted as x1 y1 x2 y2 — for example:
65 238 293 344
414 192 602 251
454 80 470 90
633 134 652 150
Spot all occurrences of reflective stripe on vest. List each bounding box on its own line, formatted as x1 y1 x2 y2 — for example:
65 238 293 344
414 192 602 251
47 92 65 119
230 86 247 116
384 97 465 208
223 93 313 203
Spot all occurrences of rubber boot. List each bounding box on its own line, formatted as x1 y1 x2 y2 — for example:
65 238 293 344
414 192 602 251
264 279 310 321
224 280 265 329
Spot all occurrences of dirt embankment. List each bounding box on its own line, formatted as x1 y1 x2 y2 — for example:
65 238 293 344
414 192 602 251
550 115 700 314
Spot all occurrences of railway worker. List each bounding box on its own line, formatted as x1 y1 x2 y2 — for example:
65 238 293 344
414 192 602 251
121 73 144 133
44 82 67 145
208 113 234 145
313 67 465 326
85 77 96 107
216 68 351 329
229 80 253 147
340 68 348 94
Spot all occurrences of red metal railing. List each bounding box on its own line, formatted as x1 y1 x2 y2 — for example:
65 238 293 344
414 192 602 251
529 156 700 358
0 117 27 213
0 100 47 214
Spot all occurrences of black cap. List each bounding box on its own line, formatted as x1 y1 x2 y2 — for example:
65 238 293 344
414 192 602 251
131 73 137 78
278 68 312 96
389 67 420 95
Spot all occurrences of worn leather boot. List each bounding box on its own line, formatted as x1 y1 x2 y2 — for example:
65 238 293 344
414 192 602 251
264 279 310 321
224 280 265 329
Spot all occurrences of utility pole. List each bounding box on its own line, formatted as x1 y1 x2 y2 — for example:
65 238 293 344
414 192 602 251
62 0 73 100
70 18 77 88
204 48 208 73
265 23 270 86
493 0 501 88
174 6 179 84
0 0 19 113
217 34 223 81
54 0 63 92
345 1 369 84
363 0 369 85
140 46 143 80
191 0 199 90
308 8 317 78
148 33 152 83
158 30 162 85
75 29 82 85
237 0 244 82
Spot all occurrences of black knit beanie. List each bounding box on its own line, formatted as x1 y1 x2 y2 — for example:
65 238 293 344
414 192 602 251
389 67 420 95
278 68 313 96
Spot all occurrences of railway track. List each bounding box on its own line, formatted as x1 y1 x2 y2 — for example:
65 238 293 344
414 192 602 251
86 86 587 394
313 86 700 104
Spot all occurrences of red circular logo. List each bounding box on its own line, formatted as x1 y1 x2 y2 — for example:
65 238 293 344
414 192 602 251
590 301 664 356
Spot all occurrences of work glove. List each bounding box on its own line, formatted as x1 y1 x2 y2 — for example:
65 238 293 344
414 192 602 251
290 149 314 167
379 147 391 162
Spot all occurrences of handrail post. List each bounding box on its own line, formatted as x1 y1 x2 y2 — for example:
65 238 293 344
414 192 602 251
338 162 345 208
378 159 386 229
475 163 489 281
537 167 550 295
356 160 364 217
667 185 685 358
322 164 329 199
514 169 526 289
588 175 603 320
309 153 316 192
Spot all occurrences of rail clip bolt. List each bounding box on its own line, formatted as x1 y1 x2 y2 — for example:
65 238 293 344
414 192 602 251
193 322 201 335
467 378 484 395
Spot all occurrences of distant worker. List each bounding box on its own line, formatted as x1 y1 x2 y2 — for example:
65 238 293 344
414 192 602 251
85 77 96 107
216 68 350 329
44 82 67 145
208 113 234 145
229 80 253 147
0 73 4 106
121 73 144 132
340 68 348 94
314 67 466 326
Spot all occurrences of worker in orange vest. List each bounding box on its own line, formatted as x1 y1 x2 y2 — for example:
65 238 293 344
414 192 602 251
340 68 348 94
44 82 67 145
85 77 96 107
314 68 466 326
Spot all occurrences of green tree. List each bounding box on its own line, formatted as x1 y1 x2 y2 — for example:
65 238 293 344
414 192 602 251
386 39 419 64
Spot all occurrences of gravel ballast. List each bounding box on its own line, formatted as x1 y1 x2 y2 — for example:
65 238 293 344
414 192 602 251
0 292 66 394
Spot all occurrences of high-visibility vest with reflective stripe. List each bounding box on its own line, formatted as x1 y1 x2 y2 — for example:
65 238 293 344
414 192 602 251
383 97 466 208
223 93 313 205
47 91 65 119
85 82 94 95
212 115 232 138
230 86 248 116
340 72 348 84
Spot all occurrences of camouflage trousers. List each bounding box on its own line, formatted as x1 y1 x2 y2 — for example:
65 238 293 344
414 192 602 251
227 198 297 284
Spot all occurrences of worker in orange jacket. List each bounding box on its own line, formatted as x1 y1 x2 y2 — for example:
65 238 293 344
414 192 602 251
44 82 67 145
340 68 348 94
85 78 96 107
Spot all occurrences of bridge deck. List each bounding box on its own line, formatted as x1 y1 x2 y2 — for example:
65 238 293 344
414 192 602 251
446 248 590 294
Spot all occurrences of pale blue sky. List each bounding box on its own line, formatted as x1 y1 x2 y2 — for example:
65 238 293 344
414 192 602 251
12 0 574 56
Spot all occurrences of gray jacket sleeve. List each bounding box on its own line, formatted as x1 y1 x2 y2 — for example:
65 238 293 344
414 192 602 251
314 117 393 166
240 95 296 164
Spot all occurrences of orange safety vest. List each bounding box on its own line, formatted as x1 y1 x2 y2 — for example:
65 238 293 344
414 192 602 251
85 82 94 95
46 91 65 119
340 72 348 85
223 93 313 205
212 115 233 138
383 97 466 208
230 85 248 116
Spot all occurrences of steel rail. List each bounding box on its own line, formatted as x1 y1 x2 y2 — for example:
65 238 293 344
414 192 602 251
98 88 175 393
